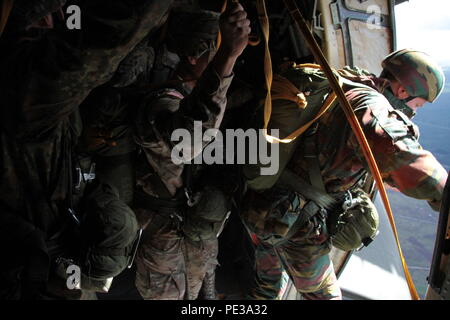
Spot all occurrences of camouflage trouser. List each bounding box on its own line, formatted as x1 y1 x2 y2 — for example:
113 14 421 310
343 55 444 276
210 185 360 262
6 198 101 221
135 209 218 300
135 210 186 300
185 238 218 300
247 214 342 300
94 153 135 206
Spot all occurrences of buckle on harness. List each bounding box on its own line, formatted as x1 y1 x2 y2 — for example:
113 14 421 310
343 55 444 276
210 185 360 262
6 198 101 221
74 163 96 190
216 210 232 238
68 208 80 225
342 190 362 212
128 228 143 269
170 212 184 223
184 187 201 207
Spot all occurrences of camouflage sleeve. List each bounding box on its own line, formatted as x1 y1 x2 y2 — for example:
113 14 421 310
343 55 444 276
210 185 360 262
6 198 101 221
348 88 448 211
137 66 233 158
0 0 173 138
135 67 233 195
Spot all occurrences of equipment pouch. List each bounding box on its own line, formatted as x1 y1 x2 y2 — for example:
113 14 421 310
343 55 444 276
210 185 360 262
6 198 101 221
330 189 379 251
183 186 231 242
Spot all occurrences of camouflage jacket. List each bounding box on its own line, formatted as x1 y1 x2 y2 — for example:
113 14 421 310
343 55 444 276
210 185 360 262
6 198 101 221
0 0 173 238
134 67 233 198
288 72 448 211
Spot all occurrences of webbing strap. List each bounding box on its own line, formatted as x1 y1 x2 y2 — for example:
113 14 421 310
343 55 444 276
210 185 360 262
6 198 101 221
0 0 14 37
278 169 337 210
217 0 261 49
265 66 339 143
216 0 228 49
303 132 327 192
282 0 420 300
256 0 274 143
271 74 308 108
134 190 186 214
284 201 323 241
256 0 338 144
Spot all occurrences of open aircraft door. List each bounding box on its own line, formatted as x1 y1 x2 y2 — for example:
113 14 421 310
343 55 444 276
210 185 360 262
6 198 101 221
426 174 450 300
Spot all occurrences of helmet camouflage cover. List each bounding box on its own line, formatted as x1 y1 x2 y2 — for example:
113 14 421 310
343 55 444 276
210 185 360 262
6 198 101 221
382 49 445 102
8 0 66 30
166 6 220 58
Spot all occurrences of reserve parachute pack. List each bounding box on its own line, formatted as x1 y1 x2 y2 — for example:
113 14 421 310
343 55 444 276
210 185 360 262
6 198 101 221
329 188 379 251
78 183 140 285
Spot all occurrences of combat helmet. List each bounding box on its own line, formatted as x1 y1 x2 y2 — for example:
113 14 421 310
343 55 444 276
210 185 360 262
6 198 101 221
381 49 445 103
166 6 220 59
2 0 66 31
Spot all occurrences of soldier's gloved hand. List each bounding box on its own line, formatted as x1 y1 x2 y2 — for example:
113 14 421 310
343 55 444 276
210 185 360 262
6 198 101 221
219 1 251 58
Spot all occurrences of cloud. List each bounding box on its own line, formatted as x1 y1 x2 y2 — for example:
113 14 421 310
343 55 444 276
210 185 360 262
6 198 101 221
395 0 450 67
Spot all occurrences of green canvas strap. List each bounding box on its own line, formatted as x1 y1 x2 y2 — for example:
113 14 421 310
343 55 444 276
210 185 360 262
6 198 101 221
277 168 337 210
303 123 327 192
283 201 325 241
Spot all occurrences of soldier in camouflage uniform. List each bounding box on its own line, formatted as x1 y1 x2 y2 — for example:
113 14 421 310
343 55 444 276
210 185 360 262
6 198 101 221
133 3 250 300
75 15 171 300
0 0 173 299
241 49 448 300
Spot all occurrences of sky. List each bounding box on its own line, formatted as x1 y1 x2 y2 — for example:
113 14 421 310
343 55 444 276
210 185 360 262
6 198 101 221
395 0 450 69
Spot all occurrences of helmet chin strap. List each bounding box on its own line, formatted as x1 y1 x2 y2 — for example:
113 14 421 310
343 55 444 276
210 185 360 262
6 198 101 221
382 87 416 119
403 95 418 103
